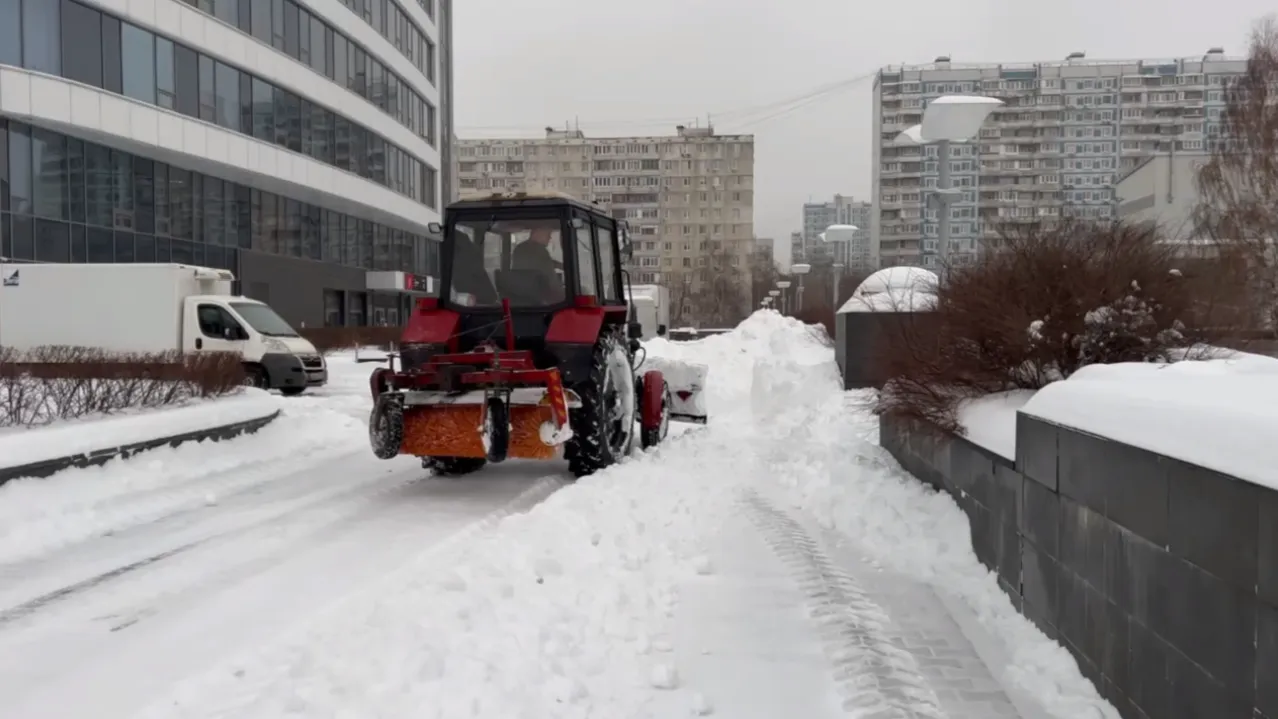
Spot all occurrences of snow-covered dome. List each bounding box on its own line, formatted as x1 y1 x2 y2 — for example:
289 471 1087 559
838 266 938 314
852 267 938 297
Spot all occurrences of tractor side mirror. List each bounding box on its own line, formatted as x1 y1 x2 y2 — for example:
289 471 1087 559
427 222 442 235
657 324 667 337
628 321 644 339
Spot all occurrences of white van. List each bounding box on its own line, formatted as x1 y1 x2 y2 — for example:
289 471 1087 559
0 263 326 395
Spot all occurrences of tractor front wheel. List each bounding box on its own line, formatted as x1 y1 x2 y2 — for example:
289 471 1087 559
567 334 636 478
369 393 404 460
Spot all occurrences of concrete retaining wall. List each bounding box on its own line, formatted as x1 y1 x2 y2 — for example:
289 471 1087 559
880 413 1278 719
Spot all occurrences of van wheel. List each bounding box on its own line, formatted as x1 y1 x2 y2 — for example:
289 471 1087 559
243 367 267 389
279 387 306 396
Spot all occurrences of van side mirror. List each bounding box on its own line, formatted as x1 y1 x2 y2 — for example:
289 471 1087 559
223 327 237 341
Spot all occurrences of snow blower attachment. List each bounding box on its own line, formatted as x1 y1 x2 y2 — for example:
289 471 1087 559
367 191 709 478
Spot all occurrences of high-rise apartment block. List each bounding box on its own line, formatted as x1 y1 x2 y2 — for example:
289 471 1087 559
797 195 872 271
872 52 1245 268
456 126 755 322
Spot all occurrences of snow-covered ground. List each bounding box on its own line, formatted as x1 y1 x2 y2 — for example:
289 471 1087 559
0 318 1115 719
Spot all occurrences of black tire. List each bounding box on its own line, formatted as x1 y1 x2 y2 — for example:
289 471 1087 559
640 381 672 450
423 457 488 476
279 386 306 396
567 333 635 478
368 393 404 460
243 366 267 389
483 396 510 463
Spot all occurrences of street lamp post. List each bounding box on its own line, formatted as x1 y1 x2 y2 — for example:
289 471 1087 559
776 280 791 315
820 224 859 311
790 263 811 314
894 95 1003 269
832 262 845 310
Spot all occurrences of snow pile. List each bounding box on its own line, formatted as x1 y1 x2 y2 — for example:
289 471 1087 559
956 390 1036 459
1021 354 1278 489
0 390 280 472
132 310 1112 719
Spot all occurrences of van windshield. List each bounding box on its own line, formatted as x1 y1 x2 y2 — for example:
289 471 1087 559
230 302 299 337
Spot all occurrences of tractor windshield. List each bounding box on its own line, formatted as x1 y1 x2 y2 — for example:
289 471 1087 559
446 215 568 308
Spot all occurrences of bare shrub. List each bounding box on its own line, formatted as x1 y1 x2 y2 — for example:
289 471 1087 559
299 326 403 355
1194 16 1278 333
0 346 245 428
873 220 1245 432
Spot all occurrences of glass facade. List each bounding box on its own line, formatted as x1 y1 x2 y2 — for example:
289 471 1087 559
0 120 440 278
178 0 437 145
332 0 436 85
0 0 438 208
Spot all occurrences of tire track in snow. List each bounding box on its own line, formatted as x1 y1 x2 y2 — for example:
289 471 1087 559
128 473 567 719
740 489 948 719
0 461 405 619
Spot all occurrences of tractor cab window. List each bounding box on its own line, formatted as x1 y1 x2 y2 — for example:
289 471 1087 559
448 216 569 308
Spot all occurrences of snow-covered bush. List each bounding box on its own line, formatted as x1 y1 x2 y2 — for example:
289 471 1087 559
873 220 1243 432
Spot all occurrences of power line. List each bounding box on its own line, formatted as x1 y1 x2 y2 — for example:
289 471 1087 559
455 69 877 133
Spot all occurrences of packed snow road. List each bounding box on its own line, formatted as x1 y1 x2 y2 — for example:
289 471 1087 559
0 360 564 719
0 319 1119 719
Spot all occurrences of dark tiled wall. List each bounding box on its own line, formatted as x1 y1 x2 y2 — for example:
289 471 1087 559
879 414 1278 719
835 313 900 390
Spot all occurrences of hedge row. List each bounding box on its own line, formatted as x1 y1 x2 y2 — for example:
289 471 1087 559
0 346 245 428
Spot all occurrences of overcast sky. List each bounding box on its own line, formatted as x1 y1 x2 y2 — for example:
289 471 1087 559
452 0 1271 246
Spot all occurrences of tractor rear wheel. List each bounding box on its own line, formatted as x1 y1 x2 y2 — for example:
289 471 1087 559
423 456 488 476
567 334 635 478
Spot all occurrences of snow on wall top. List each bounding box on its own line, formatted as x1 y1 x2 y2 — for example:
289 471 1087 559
838 266 938 314
1019 353 1278 490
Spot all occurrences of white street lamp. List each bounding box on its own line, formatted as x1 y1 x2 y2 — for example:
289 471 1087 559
768 289 780 297
893 95 1002 267
790 264 811 313
776 280 792 314
820 225 859 308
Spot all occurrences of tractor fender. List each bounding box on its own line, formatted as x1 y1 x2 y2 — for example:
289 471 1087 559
369 366 394 399
640 369 666 430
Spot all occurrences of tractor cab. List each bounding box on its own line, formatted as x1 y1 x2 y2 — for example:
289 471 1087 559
438 192 631 314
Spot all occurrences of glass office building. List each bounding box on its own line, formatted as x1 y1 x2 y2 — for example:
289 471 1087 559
0 0 452 327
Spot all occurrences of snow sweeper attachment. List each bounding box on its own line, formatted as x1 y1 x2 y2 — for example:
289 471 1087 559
367 191 709 478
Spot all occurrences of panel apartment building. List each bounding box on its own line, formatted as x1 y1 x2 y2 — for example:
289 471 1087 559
798 195 872 271
455 126 755 323
872 51 1245 269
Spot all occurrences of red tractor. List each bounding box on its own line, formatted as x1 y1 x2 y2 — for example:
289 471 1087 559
367 192 708 478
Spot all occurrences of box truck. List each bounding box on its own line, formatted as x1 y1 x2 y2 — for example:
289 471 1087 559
628 284 669 340
0 263 326 394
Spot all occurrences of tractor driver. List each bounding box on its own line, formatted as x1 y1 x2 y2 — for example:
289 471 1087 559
510 224 564 303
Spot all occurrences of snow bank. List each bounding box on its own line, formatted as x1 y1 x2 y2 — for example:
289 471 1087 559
0 390 280 472
1021 354 1278 490
956 390 1036 460
135 310 1111 719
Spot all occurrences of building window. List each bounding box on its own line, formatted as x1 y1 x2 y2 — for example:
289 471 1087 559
19 0 438 207
0 119 439 278
185 0 437 143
